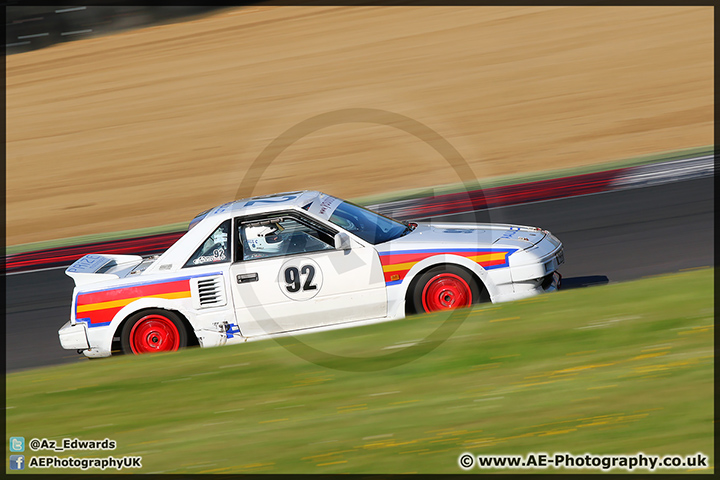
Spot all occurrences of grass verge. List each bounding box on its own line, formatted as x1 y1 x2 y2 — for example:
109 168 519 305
5 145 712 256
5 268 714 474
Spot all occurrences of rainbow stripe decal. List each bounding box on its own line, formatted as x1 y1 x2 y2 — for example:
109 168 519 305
74 273 219 328
379 248 517 286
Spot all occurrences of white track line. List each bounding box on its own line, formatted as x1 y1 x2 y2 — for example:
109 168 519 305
4 265 68 276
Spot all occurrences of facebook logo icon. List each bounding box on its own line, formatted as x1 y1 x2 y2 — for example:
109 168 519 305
9 455 25 470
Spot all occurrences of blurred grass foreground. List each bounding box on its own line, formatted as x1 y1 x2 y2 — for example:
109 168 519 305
6 268 714 473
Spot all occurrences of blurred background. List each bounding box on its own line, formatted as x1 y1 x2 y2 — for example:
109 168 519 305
5 6 229 54
5 5 713 247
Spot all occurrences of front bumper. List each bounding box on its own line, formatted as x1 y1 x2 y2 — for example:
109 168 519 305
491 270 562 303
58 321 90 350
543 270 562 292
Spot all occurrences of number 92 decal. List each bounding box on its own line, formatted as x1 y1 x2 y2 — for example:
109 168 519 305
279 258 323 301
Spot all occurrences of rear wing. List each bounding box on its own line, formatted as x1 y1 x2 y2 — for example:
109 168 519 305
65 253 144 287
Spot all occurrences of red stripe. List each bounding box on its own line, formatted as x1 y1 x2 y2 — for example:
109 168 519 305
77 279 190 305
405 170 620 217
381 252 439 265
478 257 507 268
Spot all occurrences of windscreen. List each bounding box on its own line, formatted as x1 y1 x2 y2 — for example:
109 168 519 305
327 201 409 245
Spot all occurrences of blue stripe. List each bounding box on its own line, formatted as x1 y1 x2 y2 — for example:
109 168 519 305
385 279 403 286
485 262 511 270
77 318 111 328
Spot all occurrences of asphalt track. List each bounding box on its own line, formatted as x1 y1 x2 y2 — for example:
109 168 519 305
5 177 713 372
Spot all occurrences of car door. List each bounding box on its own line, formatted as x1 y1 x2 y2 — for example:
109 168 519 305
229 212 386 338
180 219 234 312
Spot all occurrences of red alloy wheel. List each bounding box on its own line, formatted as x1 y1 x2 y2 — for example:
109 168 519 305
421 273 472 312
128 314 181 354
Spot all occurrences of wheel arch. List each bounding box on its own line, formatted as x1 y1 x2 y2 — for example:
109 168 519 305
111 306 199 354
404 259 491 315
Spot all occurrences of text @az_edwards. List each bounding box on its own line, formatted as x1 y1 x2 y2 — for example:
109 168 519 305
29 437 115 452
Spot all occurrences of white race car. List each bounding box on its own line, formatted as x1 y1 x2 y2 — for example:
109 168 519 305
58 191 563 357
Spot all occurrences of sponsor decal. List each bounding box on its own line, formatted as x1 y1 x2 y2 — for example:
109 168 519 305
244 194 298 207
66 254 110 273
308 194 342 219
224 322 241 339
193 247 226 265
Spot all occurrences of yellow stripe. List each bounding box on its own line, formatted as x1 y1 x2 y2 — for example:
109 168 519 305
77 291 191 313
382 260 421 273
381 252 508 273
467 252 508 264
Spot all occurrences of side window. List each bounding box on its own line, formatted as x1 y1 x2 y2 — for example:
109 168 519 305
240 216 334 261
184 220 231 268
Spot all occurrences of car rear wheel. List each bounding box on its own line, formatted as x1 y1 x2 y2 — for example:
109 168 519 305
412 265 481 314
121 310 187 355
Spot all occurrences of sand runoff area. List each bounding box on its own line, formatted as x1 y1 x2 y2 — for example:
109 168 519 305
6 6 713 246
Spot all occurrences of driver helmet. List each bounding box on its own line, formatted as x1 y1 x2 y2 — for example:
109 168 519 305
210 227 228 246
245 224 285 253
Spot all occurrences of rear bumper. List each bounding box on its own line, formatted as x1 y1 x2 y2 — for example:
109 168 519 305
58 321 90 350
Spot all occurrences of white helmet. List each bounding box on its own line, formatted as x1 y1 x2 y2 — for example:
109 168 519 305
245 224 285 253
211 228 228 246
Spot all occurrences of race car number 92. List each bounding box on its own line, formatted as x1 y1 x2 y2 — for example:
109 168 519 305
279 258 323 300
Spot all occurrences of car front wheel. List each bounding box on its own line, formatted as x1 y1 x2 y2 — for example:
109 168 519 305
121 310 188 355
412 265 481 314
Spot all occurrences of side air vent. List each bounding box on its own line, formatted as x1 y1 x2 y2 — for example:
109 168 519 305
192 276 227 308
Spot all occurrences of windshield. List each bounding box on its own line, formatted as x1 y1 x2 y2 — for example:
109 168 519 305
327 201 410 244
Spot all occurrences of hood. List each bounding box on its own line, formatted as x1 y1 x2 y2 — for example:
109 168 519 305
375 222 546 253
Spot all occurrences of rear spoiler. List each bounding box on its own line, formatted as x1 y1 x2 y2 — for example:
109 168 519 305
65 253 144 287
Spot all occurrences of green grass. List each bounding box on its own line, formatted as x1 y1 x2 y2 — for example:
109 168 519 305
6 145 712 256
5 268 714 474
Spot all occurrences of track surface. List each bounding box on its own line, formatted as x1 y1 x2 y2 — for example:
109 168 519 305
5 177 713 372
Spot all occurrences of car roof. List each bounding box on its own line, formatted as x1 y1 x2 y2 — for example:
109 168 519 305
195 190 326 225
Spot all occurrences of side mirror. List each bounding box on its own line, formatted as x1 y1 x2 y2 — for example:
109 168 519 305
334 232 352 250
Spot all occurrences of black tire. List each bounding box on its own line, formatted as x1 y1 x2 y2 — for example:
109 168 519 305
411 265 481 314
120 309 188 355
